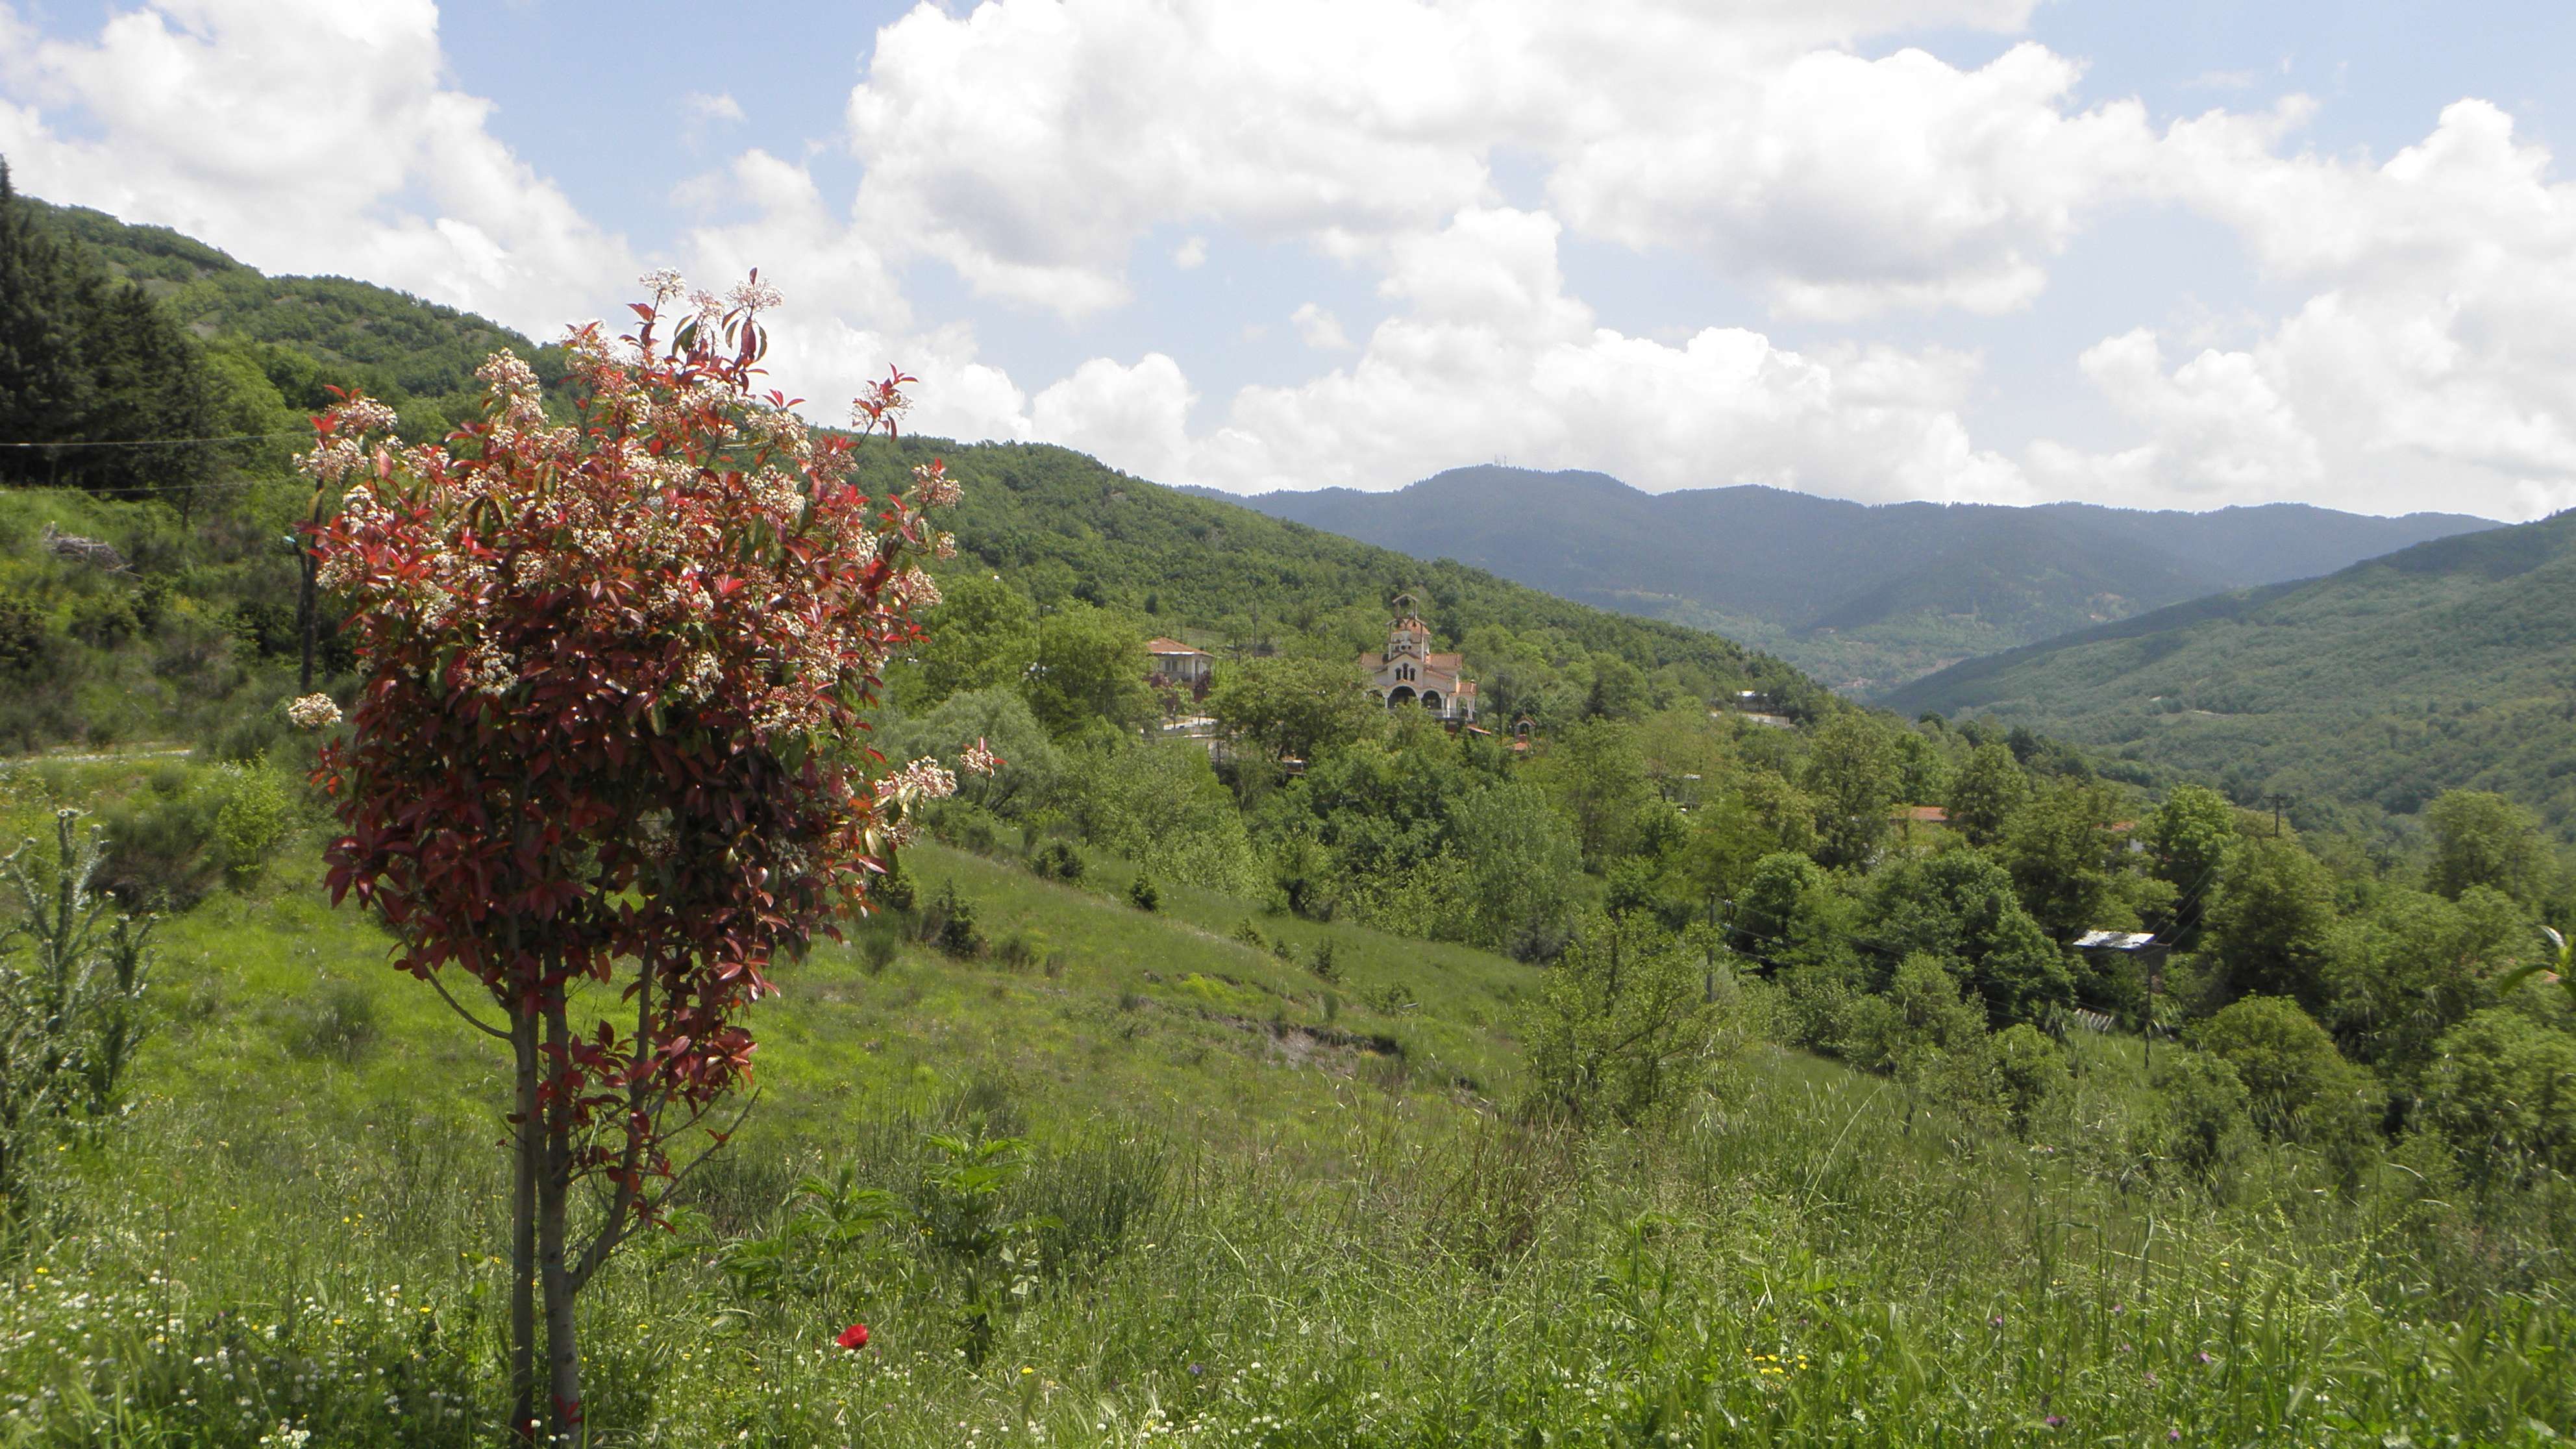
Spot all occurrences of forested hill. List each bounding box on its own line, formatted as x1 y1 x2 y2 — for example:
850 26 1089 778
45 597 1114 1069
1882 510 2576 836
1220 467 2496 693
0 172 1827 754
863 440 1824 719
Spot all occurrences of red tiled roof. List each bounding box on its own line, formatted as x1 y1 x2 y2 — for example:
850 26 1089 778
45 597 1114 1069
1145 637 1211 657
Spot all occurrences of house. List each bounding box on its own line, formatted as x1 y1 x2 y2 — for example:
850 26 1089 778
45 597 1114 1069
1358 600 1478 724
1146 637 1215 695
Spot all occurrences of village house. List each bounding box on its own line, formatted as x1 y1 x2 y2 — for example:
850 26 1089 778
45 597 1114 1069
1359 601 1478 724
1146 636 1216 699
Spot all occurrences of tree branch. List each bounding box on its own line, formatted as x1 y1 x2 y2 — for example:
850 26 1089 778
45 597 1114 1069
423 966 512 1041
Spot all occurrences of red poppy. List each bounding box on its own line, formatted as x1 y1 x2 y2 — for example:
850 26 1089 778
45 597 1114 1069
835 1323 870 1351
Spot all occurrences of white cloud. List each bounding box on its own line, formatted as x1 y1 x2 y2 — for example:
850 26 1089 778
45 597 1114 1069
1172 234 1208 269
1111 208 2028 501
1546 42 2159 319
837 0 2084 320
682 90 745 126
1290 303 1349 351
0 0 634 337
2033 99 2576 516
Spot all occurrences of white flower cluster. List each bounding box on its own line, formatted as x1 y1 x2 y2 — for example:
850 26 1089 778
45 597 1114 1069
887 757 958 803
283 693 342 730
958 737 1002 777
912 460 961 510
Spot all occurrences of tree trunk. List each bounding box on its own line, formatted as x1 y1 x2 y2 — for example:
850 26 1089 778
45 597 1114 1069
540 1001 583 1442
510 1008 539 1442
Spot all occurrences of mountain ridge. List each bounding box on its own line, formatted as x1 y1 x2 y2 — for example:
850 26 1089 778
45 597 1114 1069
1213 466 2497 692
1880 510 2576 835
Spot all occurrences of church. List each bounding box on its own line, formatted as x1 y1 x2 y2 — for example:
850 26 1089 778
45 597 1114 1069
1358 599 1478 724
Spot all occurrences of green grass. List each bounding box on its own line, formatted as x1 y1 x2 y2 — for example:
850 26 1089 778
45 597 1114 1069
1 762 2571 1446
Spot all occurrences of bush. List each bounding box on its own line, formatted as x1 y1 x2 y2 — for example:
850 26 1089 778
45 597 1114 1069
2151 1048 2255 1193
1523 913 1722 1125
1231 919 1266 950
210 758 295 887
932 882 987 959
1309 939 1339 982
1990 1022 2069 1139
1128 876 1160 912
2193 995 2379 1146
2421 1008 2576 1189
875 856 918 914
1030 839 1085 882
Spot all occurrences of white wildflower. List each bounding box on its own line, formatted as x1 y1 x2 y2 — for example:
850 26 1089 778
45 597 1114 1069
639 267 687 304
726 276 785 314
958 737 1001 777
284 694 342 730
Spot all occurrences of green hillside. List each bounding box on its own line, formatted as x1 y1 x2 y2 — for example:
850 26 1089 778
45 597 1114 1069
5 178 2575 1448
6 755 2572 1446
1230 466 2495 693
1883 511 2576 837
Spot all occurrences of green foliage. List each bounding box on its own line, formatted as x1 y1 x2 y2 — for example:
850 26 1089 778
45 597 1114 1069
1945 739 2026 847
1207 653 1376 765
891 573 1037 710
1126 875 1159 912
0 808 154 1200
1802 713 1898 868
1028 839 1085 883
2425 788 2550 902
1988 1022 2068 1139
1868 848 2071 1027
1887 511 2576 839
209 758 294 887
2204 836 2342 1008
2192 995 2378 1151
1073 743 1264 896
2143 784 2237 938
1838 954 1995 1126
1023 601 1154 737
1998 777 2124 935
2322 884 2525 1083
2151 1047 2257 1192
2421 1007 2576 1189
1523 913 1722 1124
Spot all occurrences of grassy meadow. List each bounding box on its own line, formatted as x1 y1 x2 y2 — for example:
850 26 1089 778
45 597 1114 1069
1 752 2570 1448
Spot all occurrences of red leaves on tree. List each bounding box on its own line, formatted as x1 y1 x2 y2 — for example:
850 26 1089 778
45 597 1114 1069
305 275 961 1239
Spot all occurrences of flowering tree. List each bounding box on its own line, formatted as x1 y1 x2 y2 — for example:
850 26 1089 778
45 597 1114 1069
304 271 981 1439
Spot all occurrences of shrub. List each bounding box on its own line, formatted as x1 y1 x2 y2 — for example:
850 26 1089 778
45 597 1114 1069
860 934 899 976
2193 995 2379 1145
210 759 294 887
1231 919 1266 950
1030 839 1085 883
1309 939 1339 982
1128 876 1161 912
933 882 987 959
1989 1022 2069 1140
2421 1008 2576 1189
1524 913 1721 1124
2152 1048 2255 1193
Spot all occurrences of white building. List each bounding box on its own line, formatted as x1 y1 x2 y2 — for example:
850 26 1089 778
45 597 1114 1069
1357 603 1478 724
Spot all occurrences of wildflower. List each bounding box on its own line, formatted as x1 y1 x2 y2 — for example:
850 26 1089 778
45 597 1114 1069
960 737 1002 777
2044 1415 2065 1429
1990 1315 2005 1330
835 1324 869 1351
286 694 343 730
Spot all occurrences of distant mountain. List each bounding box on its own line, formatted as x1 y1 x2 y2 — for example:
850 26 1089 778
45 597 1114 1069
1219 467 2497 693
1881 512 2576 835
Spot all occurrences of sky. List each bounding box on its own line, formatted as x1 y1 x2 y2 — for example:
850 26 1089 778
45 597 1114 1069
3 1 2573 521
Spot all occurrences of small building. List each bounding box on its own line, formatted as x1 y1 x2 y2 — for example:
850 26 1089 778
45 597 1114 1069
1358 600 1478 724
1146 637 1215 692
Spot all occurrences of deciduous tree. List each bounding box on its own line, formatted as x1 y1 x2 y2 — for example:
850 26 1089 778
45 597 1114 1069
308 273 972 1439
